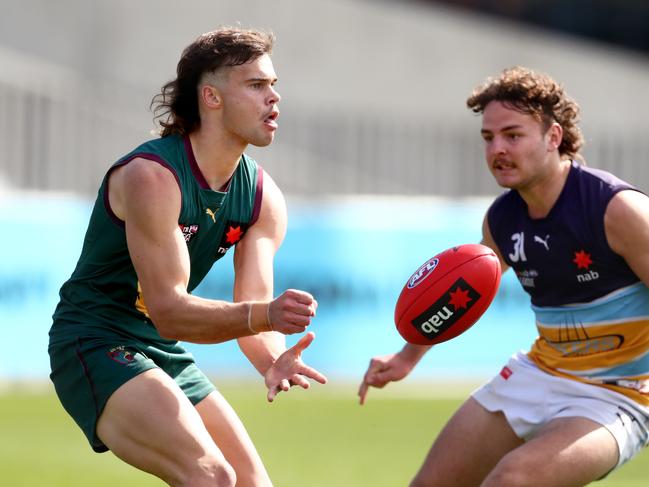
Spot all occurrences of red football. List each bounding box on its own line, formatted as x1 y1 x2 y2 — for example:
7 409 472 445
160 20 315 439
395 244 501 345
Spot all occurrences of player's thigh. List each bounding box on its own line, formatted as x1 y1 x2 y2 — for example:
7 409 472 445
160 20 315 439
97 368 228 485
484 416 618 487
411 396 523 487
195 391 271 486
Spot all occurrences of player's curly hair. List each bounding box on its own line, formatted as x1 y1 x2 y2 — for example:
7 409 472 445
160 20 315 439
466 66 584 161
151 27 274 137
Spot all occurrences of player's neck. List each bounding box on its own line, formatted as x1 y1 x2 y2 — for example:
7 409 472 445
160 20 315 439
188 129 246 191
520 159 571 220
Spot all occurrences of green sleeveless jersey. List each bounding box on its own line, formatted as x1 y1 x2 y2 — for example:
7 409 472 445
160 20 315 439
51 134 263 344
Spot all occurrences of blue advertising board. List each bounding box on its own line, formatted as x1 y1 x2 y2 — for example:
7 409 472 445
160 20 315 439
0 194 535 382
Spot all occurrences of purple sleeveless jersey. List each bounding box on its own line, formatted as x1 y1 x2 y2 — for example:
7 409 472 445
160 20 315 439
488 161 642 307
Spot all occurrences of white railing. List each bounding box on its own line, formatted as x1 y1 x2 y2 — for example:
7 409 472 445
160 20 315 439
1 67 647 197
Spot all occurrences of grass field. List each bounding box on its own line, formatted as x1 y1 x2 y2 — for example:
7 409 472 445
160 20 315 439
2 381 648 486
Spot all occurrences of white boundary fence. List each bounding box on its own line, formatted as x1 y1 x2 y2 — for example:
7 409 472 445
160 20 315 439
1 48 648 197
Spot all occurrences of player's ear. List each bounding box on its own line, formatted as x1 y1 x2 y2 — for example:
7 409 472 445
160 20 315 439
546 122 563 152
200 84 222 108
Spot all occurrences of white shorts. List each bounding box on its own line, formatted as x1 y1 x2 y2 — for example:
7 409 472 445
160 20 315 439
472 351 649 468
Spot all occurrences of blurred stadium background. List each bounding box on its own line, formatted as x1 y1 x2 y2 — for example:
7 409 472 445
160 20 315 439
1 1 649 485
3 0 649 378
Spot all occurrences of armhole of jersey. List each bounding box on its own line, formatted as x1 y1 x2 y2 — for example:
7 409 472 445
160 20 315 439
103 152 182 227
486 195 508 260
250 165 264 226
486 200 498 242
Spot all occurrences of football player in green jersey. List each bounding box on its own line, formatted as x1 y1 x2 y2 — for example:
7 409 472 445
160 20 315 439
49 27 326 486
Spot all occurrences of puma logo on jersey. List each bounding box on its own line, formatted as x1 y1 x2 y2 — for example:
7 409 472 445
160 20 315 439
205 208 218 222
534 234 550 251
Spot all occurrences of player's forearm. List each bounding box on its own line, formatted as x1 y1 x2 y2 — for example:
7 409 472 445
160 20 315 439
400 343 433 365
148 294 269 343
237 332 286 375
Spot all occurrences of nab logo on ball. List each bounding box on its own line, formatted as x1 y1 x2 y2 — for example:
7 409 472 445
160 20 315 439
412 278 481 340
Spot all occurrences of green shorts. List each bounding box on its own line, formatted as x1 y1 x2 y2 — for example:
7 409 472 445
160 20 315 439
48 331 216 452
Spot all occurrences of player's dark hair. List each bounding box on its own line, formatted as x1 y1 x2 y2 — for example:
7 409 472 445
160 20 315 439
151 27 274 137
466 66 584 162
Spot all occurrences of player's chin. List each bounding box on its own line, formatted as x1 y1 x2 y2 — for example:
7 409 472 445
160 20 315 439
249 133 275 147
493 175 520 189
491 169 521 188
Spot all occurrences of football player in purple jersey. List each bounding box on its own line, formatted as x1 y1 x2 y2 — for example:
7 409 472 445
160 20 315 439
360 66 649 486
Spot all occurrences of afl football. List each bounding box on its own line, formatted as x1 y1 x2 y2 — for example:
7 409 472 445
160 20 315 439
395 244 501 345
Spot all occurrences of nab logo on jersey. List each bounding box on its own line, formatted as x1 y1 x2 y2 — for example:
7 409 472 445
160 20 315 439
573 249 599 283
217 221 249 255
411 278 481 340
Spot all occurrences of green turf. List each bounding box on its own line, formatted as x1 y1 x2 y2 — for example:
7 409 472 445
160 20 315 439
1 382 648 486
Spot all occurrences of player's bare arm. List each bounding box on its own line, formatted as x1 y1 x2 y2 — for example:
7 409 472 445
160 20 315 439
233 170 327 401
109 158 310 343
605 189 649 286
233 168 306 367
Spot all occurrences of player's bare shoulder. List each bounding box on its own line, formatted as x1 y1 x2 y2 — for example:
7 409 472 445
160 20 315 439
605 189 649 282
606 189 649 218
109 157 181 221
605 191 649 244
253 168 287 241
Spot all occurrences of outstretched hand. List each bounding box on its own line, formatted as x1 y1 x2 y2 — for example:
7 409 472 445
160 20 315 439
264 331 327 402
358 352 414 405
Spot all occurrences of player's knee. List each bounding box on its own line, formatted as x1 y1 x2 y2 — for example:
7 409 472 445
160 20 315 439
213 462 237 486
178 456 237 487
204 460 237 487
